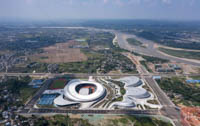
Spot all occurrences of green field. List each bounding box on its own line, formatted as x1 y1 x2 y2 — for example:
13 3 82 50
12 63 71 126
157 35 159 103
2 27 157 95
190 75 200 80
159 47 200 60
109 80 126 95
140 61 153 72
59 49 137 74
34 115 92 126
0 76 38 105
49 79 67 89
33 115 172 126
20 87 38 103
157 77 200 106
132 52 169 64
80 41 89 46
127 38 142 46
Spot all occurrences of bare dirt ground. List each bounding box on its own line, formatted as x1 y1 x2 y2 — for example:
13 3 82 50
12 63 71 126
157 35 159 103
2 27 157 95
180 63 200 74
81 115 132 126
0 50 11 55
148 63 155 72
180 105 200 126
107 70 122 74
31 41 87 63
151 61 199 74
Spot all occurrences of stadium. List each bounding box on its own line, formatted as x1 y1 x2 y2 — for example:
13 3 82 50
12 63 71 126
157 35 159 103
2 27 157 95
54 79 106 107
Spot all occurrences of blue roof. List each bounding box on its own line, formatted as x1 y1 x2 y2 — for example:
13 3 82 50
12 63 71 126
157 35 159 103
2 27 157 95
186 80 200 83
33 85 41 88
153 76 161 79
38 94 57 105
33 79 43 83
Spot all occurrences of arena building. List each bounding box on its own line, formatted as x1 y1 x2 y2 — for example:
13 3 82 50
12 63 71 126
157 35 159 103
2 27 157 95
54 79 106 107
109 76 150 109
117 76 143 87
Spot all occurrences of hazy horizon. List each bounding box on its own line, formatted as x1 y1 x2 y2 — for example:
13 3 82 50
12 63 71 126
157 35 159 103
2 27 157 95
0 0 200 21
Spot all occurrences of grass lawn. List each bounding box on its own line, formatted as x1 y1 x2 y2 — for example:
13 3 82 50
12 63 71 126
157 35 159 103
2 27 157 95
159 47 200 60
190 75 200 80
127 38 142 46
140 61 153 72
49 79 67 90
147 100 159 105
20 87 38 103
80 41 89 46
110 115 173 126
29 114 173 126
157 77 200 106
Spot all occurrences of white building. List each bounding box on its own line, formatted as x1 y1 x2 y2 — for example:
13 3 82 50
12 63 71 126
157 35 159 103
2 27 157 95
109 76 150 109
54 79 106 108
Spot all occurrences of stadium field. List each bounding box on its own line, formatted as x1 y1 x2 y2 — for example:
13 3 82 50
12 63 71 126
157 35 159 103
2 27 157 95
49 78 67 90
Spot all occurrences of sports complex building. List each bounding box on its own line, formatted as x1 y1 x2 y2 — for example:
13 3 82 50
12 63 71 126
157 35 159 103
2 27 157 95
109 76 151 109
37 76 154 109
54 79 106 107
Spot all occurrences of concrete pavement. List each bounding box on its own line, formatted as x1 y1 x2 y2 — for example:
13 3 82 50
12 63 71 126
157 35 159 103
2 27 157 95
1 72 200 78
144 77 181 126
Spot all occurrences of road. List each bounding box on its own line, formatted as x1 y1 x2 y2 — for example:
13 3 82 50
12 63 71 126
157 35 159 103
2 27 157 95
114 29 192 126
126 50 181 125
145 77 174 106
1 72 200 78
19 72 181 125
12 26 198 126
144 77 181 126
25 79 53 109
21 108 159 115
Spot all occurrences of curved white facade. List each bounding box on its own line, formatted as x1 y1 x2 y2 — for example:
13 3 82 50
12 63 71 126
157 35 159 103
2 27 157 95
54 79 106 107
110 98 136 108
109 76 150 109
117 76 142 87
126 88 150 99
64 80 105 102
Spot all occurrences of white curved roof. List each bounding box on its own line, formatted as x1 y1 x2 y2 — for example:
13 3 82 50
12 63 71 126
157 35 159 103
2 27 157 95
117 76 142 87
109 96 136 108
54 80 106 106
64 80 105 102
54 95 79 106
111 101 135 108
109 76 150 109
67 79 81 85
126 88 150 99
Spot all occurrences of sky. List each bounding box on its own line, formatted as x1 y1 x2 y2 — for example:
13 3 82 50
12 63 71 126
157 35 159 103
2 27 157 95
0 0 200 21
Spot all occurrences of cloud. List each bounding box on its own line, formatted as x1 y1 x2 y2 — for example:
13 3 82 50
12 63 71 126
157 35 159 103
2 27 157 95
115 0 124 6
103 0 108 4
102 0 172 5
25 0 33 4
161 0 171 4
189 0 195 6
103 0 173 5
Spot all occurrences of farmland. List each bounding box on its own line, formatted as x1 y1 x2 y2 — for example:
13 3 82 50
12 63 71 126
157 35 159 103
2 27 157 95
31 41 87 63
